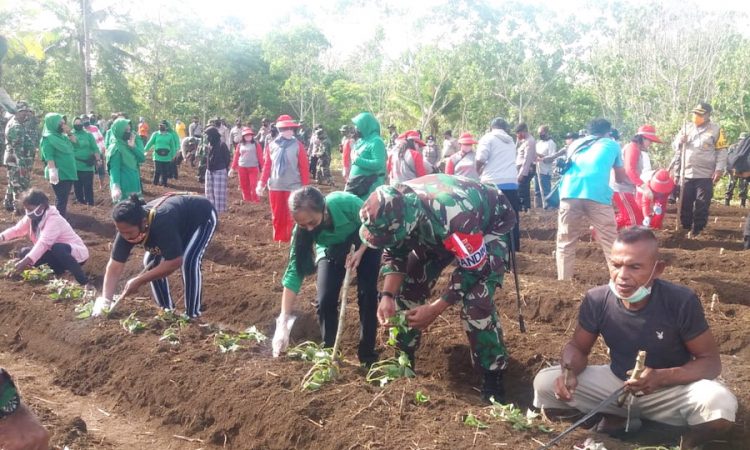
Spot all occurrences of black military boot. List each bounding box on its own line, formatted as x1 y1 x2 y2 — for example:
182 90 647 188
480 370 505 404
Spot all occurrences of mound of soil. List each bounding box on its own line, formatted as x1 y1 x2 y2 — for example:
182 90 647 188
0 162 747 449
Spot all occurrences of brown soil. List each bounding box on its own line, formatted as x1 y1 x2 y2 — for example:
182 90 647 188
0 163 747 449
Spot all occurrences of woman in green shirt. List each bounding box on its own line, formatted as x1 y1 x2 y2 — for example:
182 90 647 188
40 113 78 217
71 116 101 205
272 186 380 366
144 120 179 187
107 118 145 203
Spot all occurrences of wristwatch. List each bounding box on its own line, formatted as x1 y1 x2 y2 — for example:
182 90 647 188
0 369 20 419
378 291 395 301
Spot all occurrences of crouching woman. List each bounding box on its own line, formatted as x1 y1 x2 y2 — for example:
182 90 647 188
93 193 218 317
0 189 89 285
272 186 380 366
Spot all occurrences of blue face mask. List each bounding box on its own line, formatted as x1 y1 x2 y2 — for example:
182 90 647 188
608 262 658 304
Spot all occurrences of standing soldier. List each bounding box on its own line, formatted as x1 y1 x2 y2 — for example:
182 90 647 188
313 129 334 186
360 174 516 402
0 105 7 165
4 101 35 213
725 132 749 207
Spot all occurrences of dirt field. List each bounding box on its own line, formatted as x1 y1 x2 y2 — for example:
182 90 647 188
0 162 747 450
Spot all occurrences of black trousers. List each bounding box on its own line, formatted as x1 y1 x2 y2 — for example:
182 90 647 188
518 166 535 211
20 243 88 285
680 178 713 233
500 188 521 251
744 213 750 249
153 161 171 186
316 247 380 364
51 180 74 218
73 171 95 205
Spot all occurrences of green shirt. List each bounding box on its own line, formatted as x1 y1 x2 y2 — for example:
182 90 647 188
41 137 78 181
282 192 364 293
72 129 101 171
144 131 179 162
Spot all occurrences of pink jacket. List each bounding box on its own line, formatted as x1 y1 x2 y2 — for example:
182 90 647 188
0 206 89 264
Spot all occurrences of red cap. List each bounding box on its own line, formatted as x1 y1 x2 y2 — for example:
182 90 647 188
637 124 662 143
649 169 674 194
241 127 255 136
397 130 425 147
457 132 477 145
275 114 299 129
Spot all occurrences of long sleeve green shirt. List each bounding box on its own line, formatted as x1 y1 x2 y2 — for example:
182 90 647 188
144 131 179 162
72 129 101 171
282 192 364 293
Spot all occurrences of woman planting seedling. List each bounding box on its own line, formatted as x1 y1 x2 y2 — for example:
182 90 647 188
0 189 89 285
272 186 380 367
93 193 218 318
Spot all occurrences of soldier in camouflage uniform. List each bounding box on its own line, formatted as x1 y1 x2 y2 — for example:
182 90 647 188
313 129 334 186
359 173 516 402
4 101 35 213
0 105 7 165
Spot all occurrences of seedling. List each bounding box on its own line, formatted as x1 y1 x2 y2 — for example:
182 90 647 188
21 265 54 283
1 260 17 278
366 351 416 387
487 398 552 433
387 312 409 347
160 326 180 345
287 341 326 362
47 279 85 301
300 349 338 391
414 390 430 405
156 310 190 328
462 412 489 429
214 325 268 353
121 313 146 334
74 300 95 319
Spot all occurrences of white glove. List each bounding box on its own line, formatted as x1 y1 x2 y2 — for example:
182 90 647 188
228 169 235 178
256 182 267 198
92 296 112 317
642 216 651 227
111 184 122 203
272 314 297 357
49 168 59 185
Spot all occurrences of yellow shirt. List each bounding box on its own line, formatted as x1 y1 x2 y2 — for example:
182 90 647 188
175 122 187 139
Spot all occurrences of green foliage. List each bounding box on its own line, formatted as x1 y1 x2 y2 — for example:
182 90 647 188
21 265 54 283
156 309 190 328
387 312 409 347
286 341 340 391
121 313 146 333
159 326 180 345
287 341 327 362
46 279 85 301
487 398 552 433
74 300 94 319
365 351 416 387
213 326 267 353
414 390 430 405
462 412 489 429
1 260 17 278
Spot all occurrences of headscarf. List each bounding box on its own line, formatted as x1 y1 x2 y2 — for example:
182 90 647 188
40 113 74 155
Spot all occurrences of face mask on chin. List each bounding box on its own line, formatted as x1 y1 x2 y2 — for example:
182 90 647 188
608 262 658 304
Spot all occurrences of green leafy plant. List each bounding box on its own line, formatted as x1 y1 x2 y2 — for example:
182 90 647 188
156 309 190 328
366 351 416 387
287 341 326 362
120 313 146 333
74 300 94 319
21 264 54 283
387 312 409 346
215 331 243 353
1 260 18 278
46 279 85 301
462 412 489 429
238 325 267 343
487 398 552 433
414 390 430 405
300 349 338 391
159 326 180 345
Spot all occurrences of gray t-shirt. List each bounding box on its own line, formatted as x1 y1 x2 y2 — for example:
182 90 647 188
578 279 709 380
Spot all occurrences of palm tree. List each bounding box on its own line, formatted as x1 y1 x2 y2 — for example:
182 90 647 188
42 0 137 112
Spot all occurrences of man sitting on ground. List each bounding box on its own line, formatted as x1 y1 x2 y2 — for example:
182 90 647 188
533 226 736 448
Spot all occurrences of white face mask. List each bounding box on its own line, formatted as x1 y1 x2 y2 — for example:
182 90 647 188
608 262 658 304
25 205 45 218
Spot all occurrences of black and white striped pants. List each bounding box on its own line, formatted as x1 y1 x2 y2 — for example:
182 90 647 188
143 209 218 317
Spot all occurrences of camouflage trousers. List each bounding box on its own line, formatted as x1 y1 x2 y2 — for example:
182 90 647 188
315 153 333 185
394 245 509 372
5 160 33 210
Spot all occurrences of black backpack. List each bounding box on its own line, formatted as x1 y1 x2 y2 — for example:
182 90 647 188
728 137 750 173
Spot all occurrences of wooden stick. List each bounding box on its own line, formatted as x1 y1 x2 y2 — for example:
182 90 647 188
618 350 646 406
675 121 688 231
173 435 204 443
331 245 356 363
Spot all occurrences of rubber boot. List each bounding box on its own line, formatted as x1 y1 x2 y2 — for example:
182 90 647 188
480 370 505 404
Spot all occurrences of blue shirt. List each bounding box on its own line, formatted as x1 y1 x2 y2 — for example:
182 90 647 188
559 137 622 205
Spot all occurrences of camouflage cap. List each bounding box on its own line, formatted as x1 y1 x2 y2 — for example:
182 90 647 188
359 186 408 249
15 101 31 112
